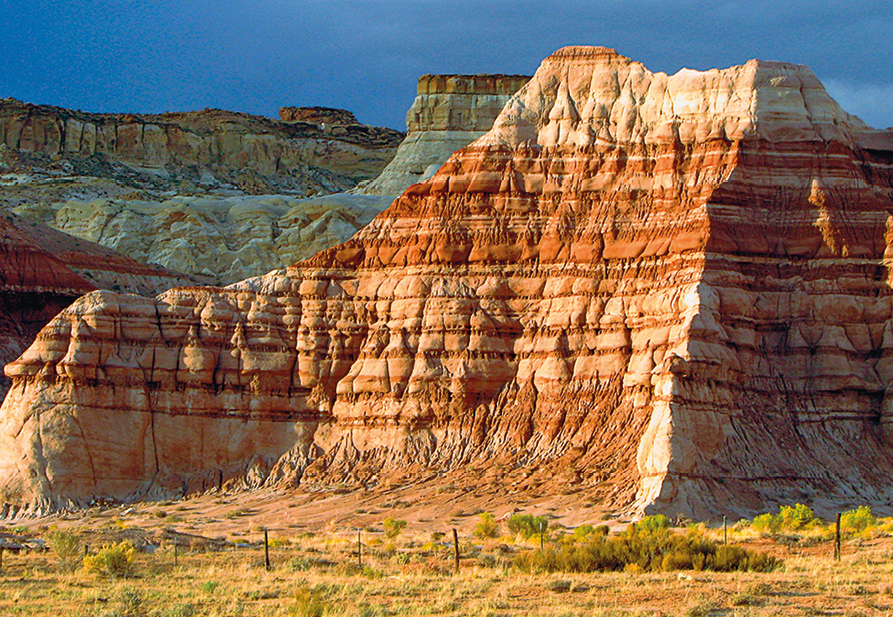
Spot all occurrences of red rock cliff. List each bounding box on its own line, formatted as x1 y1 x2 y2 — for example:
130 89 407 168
3 47 893 518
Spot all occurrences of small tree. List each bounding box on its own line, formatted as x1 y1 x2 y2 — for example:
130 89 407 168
507 514 549 540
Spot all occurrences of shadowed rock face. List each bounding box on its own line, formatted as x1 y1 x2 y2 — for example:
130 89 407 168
0 100 404 195
3 46 893 519
14 194 395 286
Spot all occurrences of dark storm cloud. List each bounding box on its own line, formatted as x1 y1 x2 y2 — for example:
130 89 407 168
1 0 891 129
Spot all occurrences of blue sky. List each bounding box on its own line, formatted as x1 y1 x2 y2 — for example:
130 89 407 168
2 0 891 129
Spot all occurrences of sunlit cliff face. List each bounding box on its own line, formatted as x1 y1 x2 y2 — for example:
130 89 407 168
2 46 893 520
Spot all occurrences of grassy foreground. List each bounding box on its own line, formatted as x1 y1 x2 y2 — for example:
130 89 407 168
2 514 893 617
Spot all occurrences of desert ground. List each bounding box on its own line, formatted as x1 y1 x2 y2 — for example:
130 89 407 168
0 483 891 617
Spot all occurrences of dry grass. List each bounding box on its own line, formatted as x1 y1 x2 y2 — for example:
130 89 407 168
1 520 893 617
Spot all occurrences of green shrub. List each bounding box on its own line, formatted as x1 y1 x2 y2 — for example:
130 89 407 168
507 514 549 540
46 530 82 572
840 506 877 535
634 514 671 533
474 512 499 539
382 517 407 539
513 522 777 574
83 541 137 578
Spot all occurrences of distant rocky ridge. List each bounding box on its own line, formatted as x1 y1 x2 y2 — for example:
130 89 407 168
4 46 893 519
360 74 531 195
6 77 527 284
0 99 403 195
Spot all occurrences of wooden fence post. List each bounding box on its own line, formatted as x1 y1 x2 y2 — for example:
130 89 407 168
357 528 362 569
173 536 178 567
540 520 545 552
723 516 728 546
264 529 271 571
452 529 460 574
835 513 841 561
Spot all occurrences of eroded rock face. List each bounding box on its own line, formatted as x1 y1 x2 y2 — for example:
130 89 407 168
360 74 531 195
0 212 198 400
4 47 893 518
14 194 393 285
0 100 404 195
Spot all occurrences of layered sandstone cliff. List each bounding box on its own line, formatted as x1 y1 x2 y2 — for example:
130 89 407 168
3 47 893 519
0 99 403 195
360 74 530 195
0 212 198 400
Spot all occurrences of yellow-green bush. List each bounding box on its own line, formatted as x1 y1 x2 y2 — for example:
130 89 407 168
635 514 671 533
46 530 82 572
778 504 816 530
83 541 136 578
751 503 818 534
474 512 499 539
752 513 781 534
840 506 877 536
514 523 777 574
572 524 609 541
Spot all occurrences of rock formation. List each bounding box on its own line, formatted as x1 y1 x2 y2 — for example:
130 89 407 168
0 211 199 400
3 46 893 519
279 107 358 125
0 99 403 195
7 76 527 284
14 193 393 285
360 74 530 195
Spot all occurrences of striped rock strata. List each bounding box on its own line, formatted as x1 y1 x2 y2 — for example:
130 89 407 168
360 74 531 195
0 212 199 400
3 47 893 518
